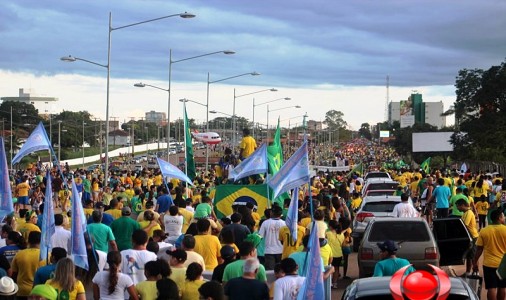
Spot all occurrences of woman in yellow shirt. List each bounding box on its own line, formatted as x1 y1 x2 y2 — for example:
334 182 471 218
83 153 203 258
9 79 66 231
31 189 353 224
46 258 86 300
181 263 206 300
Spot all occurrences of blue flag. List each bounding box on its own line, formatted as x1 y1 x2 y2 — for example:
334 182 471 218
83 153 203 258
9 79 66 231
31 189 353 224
297 221 325 300
0 138 14 221
267 141 310 200
40 169 55 262
229 143 268 181
71 178 88 270
285 187 299 243
12 122 52 165
157 157 194 186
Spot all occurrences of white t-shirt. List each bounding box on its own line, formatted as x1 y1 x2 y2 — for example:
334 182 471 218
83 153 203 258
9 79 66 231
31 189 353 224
120 249 157 284
392 202 419 218
51 226 71 254
183 250 206 271
273 275 306 300
258 218 285 254
92 271 134 300
306 220 328 239
164 215 183 240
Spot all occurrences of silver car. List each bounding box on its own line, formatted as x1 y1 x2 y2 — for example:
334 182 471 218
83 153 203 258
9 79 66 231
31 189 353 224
351 195 403 251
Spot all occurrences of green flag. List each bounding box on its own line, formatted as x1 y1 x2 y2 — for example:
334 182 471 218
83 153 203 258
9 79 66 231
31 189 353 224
184 106 196 181
420 157 431 174
347 162 363 178
267 118 283 175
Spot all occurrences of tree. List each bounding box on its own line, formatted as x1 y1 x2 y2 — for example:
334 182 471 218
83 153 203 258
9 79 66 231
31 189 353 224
450 60 506 162
324 110 347 130
358 123 372 140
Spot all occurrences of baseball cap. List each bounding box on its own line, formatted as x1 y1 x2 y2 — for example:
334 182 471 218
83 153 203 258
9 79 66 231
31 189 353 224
220 245 236 259
377 240 398 253
121 207 132 216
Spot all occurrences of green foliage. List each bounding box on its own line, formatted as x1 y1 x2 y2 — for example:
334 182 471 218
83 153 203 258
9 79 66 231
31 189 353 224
324 110 347 130
358 123 372 140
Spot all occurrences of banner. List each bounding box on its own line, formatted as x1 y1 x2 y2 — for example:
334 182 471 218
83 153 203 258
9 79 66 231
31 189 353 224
71 179 88 270
297 221 324 300
0 138 14 220
12 122 52 165
420 157 431 174
213 184 283 219
228 143 268 182
157 157 193 186
184 105 196 181
285 187 299 243
40 169 55 262
268 142 310 200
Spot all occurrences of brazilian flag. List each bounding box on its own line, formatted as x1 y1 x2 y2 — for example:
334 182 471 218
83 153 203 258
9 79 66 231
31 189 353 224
214 184 283 219
420 157 431 174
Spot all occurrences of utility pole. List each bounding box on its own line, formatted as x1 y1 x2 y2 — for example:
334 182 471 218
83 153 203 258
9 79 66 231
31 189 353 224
129 117 136 156
110 116 118 146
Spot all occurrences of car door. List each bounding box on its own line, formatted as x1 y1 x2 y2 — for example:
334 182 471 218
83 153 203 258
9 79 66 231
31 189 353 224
432 218 472 266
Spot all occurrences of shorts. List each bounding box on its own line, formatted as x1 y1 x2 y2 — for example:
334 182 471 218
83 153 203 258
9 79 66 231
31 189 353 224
17 196 29 205
483 265 506 289
465 238 477 259
331 257 343 268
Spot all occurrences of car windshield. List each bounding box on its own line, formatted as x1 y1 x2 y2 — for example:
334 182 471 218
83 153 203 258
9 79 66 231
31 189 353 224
366 190 396 197
362 201 398 213
369 222 430 242
367 182 399 190
365 173 389 179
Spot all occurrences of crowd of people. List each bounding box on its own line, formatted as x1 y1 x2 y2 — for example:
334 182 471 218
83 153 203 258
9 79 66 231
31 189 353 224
1 132 505 299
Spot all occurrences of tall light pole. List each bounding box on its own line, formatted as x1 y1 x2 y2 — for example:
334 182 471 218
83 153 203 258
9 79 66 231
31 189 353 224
233 88 277 148
82 120 86 169
206 72 260 173
61 11 194 187
135 50 234 163
9 106 12 169
209 110 233 139
252 97 291 138
266 105 301 141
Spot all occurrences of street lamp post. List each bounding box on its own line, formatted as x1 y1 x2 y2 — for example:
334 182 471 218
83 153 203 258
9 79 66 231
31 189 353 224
233 88 277 147
135 49 234 163
206 72 260 173
252 97 291 138
61 11 194 187
82 120 86 169
266 105 301 141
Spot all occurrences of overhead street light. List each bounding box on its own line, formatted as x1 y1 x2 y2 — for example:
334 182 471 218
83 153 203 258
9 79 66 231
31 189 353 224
233 88 277 147
61 11 194 186
205 71 260 173
252 97 291 138
266 105 301 141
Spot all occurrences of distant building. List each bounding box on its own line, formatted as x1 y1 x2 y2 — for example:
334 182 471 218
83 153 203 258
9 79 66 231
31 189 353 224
307 120 323 131
145 110 166 125
1 88 58 115
388 93 446 128
108 129 130 146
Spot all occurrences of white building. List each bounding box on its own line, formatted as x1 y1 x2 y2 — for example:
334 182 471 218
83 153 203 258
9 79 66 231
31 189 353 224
0 88 58 115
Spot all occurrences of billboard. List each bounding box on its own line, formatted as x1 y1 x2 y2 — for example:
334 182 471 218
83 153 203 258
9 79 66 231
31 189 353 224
379 130 390 138
400 115 415 128
412 132 453 152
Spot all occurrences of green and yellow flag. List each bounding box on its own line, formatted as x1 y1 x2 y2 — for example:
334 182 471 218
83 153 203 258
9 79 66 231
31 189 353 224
184 105 196 181
347 162 363 178
420 157 431 174
267 118 283 175
213 184 283 219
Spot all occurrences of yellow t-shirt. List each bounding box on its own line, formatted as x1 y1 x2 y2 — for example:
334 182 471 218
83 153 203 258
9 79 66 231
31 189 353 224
239 136 257 158
169 267 187 296
16 182 30 197
476 224 506 268
154 175 163 186
279 225 306 259
326 231 345 258
194 234 222 270
181 279 205 300
139 220 162 238
46 279 85 300
83 208 94 220
178 208 194 234
320 243 333 266
136 280 157 300
18 222 41 242
11 248 45 296
104 208 122 220
473 182 489 198
300 217 312 229
475 201 490 216
461 210 479 239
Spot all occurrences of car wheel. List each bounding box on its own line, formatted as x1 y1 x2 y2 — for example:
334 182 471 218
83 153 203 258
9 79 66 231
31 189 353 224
353 239 361 252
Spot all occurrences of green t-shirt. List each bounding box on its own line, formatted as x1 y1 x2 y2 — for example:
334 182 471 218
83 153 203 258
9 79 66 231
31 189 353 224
83 179 91 193
222 259 267 282
110 217 141 251
131 196 143 215
86 223 115 252
450 194 469 217
194 203 212 219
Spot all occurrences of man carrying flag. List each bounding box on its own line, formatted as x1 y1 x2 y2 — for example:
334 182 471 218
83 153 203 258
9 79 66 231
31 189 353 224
420 157 431 175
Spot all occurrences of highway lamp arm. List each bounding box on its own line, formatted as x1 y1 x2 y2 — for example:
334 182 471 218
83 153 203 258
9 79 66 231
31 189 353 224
234 88 277 99
60 56 108 68
255 97 291 107
209 72 260 84
111 12 195 31
172 50 235 64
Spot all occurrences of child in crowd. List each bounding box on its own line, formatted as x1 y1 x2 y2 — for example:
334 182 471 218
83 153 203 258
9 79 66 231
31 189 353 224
476 195 490 230
193 196 216 220
326 220 344 288
135 260 160 300
181 263 205 300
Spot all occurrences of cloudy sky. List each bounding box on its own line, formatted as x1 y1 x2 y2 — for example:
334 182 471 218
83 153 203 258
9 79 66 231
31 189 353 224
1 0 505 130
